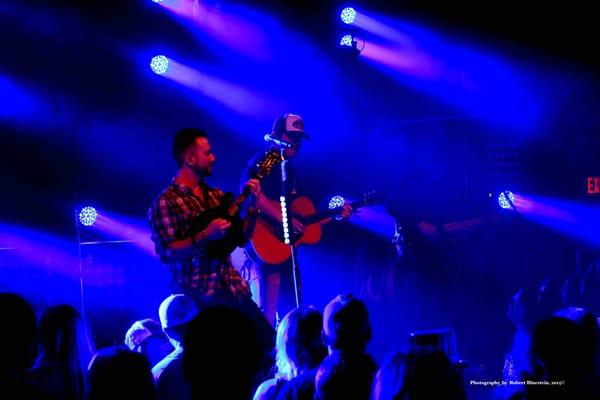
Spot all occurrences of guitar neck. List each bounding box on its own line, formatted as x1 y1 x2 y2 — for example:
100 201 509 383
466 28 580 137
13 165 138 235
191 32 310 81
302 199 367 226
441 215 499 233
226 185 252 217
227 150 281 217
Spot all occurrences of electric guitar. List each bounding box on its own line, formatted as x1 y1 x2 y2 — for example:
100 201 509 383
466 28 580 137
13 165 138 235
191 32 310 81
189 150 282 259
247 191 378 265
394 214 500 260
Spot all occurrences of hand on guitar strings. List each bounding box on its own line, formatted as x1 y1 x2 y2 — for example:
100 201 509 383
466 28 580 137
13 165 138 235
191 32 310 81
292 218 304 235
323 204 354 225
340 204 354 219
416 221 440 240
245 178 261 198
203 218 232 241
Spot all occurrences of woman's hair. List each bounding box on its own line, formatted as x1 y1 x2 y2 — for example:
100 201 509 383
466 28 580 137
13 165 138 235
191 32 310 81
275 305 327 381
87 346 156 400
34 304 95 400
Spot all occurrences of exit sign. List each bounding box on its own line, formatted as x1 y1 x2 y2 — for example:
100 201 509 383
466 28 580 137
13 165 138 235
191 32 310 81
588 177 600 194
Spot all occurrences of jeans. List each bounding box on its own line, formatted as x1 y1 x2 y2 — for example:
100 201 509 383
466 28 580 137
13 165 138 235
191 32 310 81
240 250 301 327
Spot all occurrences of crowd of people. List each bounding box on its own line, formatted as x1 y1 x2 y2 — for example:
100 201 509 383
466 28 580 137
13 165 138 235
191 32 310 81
1 283 599 400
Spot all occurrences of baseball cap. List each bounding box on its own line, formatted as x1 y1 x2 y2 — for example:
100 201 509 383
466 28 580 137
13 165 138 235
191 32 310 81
323 294 371 350
124 319 163 351
272 113 310 139
158 294 198 330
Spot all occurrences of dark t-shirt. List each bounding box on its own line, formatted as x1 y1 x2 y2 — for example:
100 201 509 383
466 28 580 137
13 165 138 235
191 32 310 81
276 369 317 400
315 352 378 400
276 355 378 400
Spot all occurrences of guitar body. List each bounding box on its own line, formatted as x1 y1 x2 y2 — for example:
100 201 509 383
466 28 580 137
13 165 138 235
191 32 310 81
289 196 322 245
248 196 323 265
248 191 377 265
190 194 244 260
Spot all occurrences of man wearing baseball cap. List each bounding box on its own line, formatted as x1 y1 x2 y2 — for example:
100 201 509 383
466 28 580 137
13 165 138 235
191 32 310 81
238 114 312 326
269 113 310 159
152 294 198 400
240 114 351 326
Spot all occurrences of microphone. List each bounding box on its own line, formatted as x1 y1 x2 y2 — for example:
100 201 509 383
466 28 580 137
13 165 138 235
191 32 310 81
264 134 294 148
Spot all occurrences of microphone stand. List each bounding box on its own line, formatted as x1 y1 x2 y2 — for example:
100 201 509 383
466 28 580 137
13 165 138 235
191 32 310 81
278 146 302 308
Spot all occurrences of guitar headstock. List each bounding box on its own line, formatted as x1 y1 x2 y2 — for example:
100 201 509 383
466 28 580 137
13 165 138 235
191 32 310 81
361 190 379 206
254 150 283 180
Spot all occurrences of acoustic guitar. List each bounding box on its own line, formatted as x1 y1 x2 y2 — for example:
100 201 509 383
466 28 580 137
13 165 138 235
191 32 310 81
247 191 377 265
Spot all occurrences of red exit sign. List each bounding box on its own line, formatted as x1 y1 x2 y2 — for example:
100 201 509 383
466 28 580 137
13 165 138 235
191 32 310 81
588 177 600 194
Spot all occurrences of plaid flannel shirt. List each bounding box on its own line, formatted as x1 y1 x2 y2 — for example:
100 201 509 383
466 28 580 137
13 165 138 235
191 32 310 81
148 180 250 301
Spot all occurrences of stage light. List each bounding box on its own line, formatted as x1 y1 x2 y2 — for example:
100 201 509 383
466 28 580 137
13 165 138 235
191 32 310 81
329 195 346 220
150 55 169 75
79 207 97 227
151 0 163 3
498 191 515 210
340 7 357 24
339 34 362 56
340 34 354 47
329 195 346 209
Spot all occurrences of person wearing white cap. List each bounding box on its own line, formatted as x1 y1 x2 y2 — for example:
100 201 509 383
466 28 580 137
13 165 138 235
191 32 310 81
124 318 173 368
239 114 308 326
151 294 198 400
314 294 377 400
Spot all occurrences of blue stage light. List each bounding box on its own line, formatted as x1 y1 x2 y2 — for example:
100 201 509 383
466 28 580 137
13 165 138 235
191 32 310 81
340 34 354 47
79 207 97 227
329 195 347 221
329 195 346 209
498 191 515 209
340 7 357 24
150 55 169 75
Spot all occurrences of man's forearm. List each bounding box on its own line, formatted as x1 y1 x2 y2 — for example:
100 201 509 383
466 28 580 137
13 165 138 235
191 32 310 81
162 231 208 262
242 210 258 242
256 193 282 223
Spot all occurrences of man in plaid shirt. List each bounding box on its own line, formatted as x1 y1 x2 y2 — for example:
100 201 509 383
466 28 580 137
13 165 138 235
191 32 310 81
149 128 261 305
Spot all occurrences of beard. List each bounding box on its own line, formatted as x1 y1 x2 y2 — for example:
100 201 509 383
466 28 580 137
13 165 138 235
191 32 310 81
192 164 212 177
285 148 298 159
